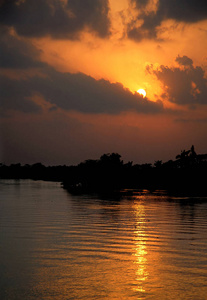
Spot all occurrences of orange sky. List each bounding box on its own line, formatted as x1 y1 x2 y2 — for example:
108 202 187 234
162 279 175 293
0 0 207 165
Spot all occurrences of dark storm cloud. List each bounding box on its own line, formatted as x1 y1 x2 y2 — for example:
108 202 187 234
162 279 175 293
0 68 164 115
128 0 207 40
0 75 41 114
0 0 110 39
147 56 207 105
158 0 207 23
132 0 150 9
0 27 46 114
175 55 193 67
32 69 164 114
0 27 46 69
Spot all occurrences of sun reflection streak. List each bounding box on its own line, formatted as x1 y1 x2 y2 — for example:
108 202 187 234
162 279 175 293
133 201 148 293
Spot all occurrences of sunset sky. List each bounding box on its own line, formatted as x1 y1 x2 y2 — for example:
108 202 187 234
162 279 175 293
1 0 207 166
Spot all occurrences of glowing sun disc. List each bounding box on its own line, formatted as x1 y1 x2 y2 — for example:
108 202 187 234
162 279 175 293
137 89 146 97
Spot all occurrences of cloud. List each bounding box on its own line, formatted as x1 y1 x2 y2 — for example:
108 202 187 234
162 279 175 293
0 0 110 39
0 27 46 115
128 0 207 41
147 56 207 105
0 75 42 114
0 24 163 116
175 55 193 67
158 0 207 23
0 67 164 115
0 27 46 69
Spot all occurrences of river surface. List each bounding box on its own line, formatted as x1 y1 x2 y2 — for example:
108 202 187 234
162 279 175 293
1 180 207 299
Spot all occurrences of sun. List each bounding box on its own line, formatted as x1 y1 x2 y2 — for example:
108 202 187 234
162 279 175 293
137 89 146 98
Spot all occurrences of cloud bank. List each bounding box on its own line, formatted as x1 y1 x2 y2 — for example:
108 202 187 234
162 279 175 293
147 56 207 105
0 24 163 116
0 27 46 69
1 68 164 115
1 0 206 43
0 0 110 39
128 0 207 40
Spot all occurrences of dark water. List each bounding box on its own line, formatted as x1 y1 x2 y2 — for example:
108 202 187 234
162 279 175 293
1 180 207 299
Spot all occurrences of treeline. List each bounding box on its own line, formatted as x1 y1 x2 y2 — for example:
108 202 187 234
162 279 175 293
1 145 207 194
62 146 207 194
0 162 71 182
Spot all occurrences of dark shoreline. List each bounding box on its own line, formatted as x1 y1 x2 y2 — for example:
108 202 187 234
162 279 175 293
1 146 207 197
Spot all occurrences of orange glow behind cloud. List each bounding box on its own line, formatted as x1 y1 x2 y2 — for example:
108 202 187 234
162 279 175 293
33 15 207 108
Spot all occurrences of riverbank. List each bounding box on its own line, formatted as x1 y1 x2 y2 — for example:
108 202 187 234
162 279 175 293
1 146 207 196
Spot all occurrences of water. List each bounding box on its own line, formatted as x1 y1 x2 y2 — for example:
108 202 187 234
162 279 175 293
1 180 207 299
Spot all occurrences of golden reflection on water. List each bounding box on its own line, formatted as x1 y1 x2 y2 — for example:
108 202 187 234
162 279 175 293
2 180 207 300
133 201 149 294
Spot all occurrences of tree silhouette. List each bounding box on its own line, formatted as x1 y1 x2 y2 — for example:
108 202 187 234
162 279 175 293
1 145 207 195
